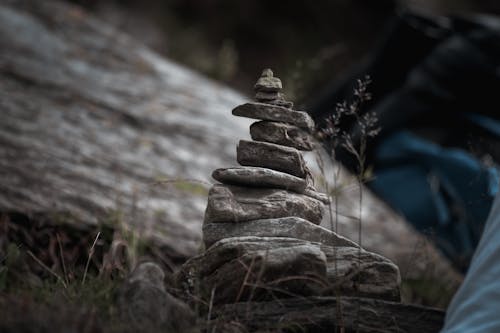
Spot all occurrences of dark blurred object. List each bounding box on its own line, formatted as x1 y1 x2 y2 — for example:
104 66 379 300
310 10 500 272
66 0 500 102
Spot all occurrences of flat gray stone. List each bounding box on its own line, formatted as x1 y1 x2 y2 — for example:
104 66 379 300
232 103 314 131
212 167 329 203
204 184 324 224
212 167 307 193
203 216 357 248
250 121 314 151
237 140 308 178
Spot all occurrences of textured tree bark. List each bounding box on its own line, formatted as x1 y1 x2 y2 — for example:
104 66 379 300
0 0 462 293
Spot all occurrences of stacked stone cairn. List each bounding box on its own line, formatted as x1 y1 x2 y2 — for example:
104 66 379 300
177 69 401 309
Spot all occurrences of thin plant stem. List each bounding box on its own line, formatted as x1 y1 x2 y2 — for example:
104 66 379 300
27 250 67 289
207 286 216 331
56 233 69 286
82 231 101 286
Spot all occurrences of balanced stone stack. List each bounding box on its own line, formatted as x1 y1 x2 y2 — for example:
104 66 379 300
177 70 401 309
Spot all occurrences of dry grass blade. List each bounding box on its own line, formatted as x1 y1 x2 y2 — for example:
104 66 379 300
27 250 67 289
207 287 216 331
56 233 69 286
235 256 257 303
82 231 101 286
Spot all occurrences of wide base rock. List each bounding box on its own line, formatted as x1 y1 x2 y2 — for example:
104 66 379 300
250 121 314 151
237 140 308 178
204 184 324 224
202 217 356 248
177 237 401 306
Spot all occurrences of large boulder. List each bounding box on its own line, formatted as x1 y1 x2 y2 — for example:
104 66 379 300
0 0 251 258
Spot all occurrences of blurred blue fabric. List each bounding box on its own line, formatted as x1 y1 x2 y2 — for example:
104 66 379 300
441 190 500 332
369 131 499 270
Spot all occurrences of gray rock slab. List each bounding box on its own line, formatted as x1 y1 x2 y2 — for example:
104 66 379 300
212 166 307 193
204 184 324 224
237 140 308 178
232 102 314 131
250 121 314 151
203 216 357 248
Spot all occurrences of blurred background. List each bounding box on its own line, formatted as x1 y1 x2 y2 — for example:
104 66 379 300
68 0 500 103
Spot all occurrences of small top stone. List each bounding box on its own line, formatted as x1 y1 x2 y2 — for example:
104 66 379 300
254 68 282 92
262 68 273 77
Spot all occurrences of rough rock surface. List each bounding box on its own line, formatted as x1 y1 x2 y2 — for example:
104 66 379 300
250 121 314 151
233 103 314 131
202 217 356 248
320 246 401 301
201 244 327 305
212 167 307 193
177 237 328 305
204 184 324 224
237 140 308 178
